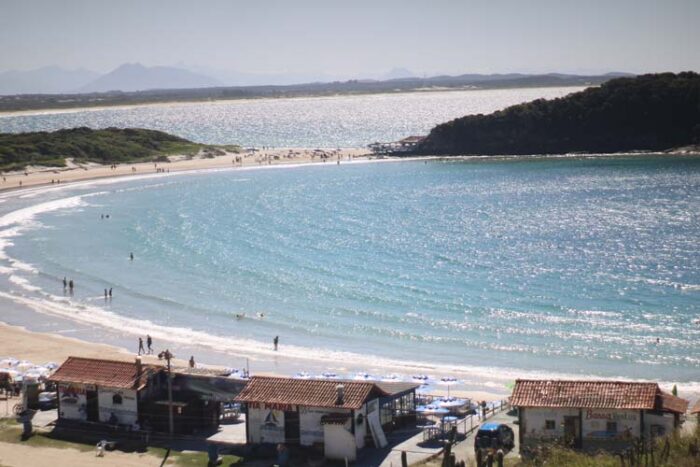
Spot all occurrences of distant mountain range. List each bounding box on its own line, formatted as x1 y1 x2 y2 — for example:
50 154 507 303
0 63 634 97
79 63 222 93
0 67 635 112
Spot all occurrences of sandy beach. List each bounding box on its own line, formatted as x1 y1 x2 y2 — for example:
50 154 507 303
0 147 371 192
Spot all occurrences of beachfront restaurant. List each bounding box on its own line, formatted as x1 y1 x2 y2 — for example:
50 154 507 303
144 367 247 435
510 379 689 453
49 356 160 428
234 376 419 461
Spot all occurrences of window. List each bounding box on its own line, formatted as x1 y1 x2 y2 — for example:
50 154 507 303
112 394 123 405
545 420 556 430
607 421 618 433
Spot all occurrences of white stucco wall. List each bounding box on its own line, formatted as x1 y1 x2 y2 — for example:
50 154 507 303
247 406 286 444
97 388 139 426
643 412 676 438
355 405 367 449
58 384 87 421
581 409 640 441
299 406 352 447
522 407 579 441
324 424 357 461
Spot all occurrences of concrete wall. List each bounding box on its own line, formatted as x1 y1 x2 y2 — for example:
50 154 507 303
521 407 579 444
57 384 87 421
299 406 352 447
643 412 676 438
97 388 138 427
355 405 367 449
247 406 285 444
324 424 357 462
522 407 676 452
582 408 640 440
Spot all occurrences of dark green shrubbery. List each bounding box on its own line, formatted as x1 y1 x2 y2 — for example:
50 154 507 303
0 127 205 171
419 72 700 155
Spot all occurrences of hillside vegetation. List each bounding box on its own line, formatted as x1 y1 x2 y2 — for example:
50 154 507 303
417 72 700 155
0 127 222 171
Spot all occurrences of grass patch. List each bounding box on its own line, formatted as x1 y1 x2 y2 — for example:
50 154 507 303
0 423 93 452
168 451 241 466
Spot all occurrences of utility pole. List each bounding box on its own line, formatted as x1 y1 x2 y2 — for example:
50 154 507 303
158 349 174 436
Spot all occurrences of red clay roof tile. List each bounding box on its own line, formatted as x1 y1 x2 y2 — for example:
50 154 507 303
511 380 669 410
48 356 159 390
235 376 386 410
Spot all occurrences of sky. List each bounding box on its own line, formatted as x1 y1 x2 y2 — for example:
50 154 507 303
1 0 699 78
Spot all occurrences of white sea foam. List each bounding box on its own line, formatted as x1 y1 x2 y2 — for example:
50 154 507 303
8 275 41 292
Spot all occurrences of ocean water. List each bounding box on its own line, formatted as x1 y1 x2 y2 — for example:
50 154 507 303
0 87 584 147
0 156 698 388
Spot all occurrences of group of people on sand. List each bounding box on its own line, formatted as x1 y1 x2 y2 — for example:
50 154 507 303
137 335 154 355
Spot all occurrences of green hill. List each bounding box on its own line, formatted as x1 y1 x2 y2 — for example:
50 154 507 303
417 72 700 155
0 127 217 171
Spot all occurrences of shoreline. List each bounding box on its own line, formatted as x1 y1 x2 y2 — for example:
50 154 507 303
0 152 698 404
0 147 373 193
0 84 590 117
2 147 699 194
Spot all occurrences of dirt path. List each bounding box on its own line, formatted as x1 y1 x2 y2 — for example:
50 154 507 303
0 440 163 467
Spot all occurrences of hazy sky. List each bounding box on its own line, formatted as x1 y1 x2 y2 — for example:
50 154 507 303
1 0 699 76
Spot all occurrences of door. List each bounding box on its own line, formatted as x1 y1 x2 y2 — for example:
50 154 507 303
284 410 300 444
86 390 99 422
563 416 581 448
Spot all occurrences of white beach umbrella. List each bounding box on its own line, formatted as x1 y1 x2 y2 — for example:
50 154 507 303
0 358 18 368
411 374 432 385
437 376 460 398
353 372 375 381
16 361 33 372
381 374 403 382
317 372 339 380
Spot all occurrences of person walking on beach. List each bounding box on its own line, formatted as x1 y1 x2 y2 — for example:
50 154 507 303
138 337 145 355
147 335 153 354
189 356 195 368
273 335 279 351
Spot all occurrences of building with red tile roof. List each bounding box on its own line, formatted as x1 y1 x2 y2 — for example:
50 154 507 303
49 356 161 428
235 376 419 461
511 380 689 453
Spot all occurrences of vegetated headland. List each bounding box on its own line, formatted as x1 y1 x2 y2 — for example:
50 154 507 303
0 72 622 113
416 72 700 156
0 127 238 172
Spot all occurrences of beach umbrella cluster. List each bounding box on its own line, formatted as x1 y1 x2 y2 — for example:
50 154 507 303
287 370 465 390
0 357 57 384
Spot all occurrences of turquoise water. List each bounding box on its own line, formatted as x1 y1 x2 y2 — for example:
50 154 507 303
1 156 698 385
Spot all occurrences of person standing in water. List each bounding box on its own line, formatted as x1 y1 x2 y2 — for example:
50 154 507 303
189 356 195 368
138 337 145 355
147 335 153 354
273 336 279 351
130 252 134 261
108 288 112 298
63 277 67 289
68 279 74 293
104 289 108 299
